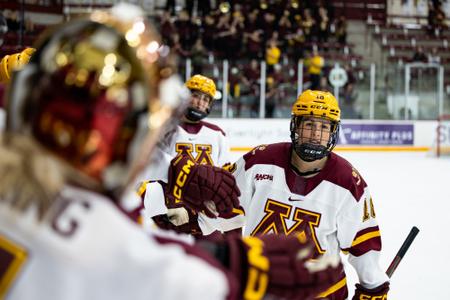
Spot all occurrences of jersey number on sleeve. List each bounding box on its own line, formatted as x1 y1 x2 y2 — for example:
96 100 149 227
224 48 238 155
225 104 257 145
362 197 376 222
0 234 28 299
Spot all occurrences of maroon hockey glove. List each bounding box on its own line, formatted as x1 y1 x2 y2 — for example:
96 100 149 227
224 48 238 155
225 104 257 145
226 234 343 300
352 282 390 300
152 212 203 236
166 154 240 218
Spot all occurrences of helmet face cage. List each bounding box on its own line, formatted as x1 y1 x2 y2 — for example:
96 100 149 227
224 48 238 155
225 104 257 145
290 115 340 162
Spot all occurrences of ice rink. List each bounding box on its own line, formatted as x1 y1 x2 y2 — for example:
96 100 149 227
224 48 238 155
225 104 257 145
230 150 450 299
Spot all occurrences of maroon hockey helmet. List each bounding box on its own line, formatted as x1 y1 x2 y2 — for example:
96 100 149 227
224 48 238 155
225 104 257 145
5 4 187 197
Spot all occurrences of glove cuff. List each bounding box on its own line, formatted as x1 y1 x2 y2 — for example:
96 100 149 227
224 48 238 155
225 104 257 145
353 281 390 300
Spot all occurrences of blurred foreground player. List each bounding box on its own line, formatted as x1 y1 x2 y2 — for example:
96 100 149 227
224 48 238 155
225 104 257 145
229 90 390 299
0 5 342 300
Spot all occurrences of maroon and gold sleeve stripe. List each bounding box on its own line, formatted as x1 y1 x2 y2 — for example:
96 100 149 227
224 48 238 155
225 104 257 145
342 226 382 257
316 272 348 299
137 180 151 198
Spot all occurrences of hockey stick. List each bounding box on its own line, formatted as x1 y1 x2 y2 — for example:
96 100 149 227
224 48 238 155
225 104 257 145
386 226 420 278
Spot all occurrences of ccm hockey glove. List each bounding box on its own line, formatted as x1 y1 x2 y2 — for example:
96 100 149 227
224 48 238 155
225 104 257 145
224 234 343 300
352 282 390 300
166 154 241 218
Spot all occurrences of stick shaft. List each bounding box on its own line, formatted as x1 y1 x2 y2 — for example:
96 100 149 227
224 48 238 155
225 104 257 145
386 226 419 278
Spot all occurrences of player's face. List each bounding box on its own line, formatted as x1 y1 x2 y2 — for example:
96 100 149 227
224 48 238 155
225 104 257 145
190 90 212 113
297 117 331 147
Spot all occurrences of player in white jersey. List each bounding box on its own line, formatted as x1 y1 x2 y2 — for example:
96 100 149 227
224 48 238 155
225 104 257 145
135 74 244 235
230 90 390 299
0 5 342 300
165 74 230 167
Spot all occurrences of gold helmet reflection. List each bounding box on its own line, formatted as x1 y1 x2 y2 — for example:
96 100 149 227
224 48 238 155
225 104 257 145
5 5 183 198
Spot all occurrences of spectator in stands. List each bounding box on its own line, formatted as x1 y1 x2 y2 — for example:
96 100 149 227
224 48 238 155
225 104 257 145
412 46 427 63
265 76 279 118
229 66 244 117
286 27 306 63
201 14 216 51
160 11 175 45
170 33 190 63
265 34 281 74
260 11 277 44
4 10 21 32
307 48 325 90
302 8 315 42
242 59 260 117
335 16 347 45
215 11 232 59
340 83 362 119
175 10 196 51
428 47 441 64
190 38 207 74
317 4 330 43
226 8 245 60
319 76 332 93
428 1 447 35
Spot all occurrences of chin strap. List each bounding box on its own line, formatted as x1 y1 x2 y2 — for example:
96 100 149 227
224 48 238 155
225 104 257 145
185 107 208 122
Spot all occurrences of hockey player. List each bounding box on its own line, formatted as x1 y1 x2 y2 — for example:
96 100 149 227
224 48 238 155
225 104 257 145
0 5 342 300
135 74 244 235
167 74 230 167
137 73 229 182
229 89 390 299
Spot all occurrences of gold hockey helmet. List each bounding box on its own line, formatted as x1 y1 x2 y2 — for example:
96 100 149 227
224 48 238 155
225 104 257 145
290 90 341 162
291 89 340 122
185 74 216 99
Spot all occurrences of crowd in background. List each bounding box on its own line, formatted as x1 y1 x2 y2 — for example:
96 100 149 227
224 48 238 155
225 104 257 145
161 0 347 63
0 0 358 119
155 0 353 118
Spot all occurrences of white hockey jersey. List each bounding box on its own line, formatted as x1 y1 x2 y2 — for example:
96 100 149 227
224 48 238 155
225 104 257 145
162 120 231 167
135 120 244 235
135 120 231 183
0 185 237 300
232 142 389 299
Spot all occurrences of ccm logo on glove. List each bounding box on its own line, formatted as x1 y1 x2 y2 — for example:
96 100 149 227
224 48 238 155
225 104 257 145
172 155 195 203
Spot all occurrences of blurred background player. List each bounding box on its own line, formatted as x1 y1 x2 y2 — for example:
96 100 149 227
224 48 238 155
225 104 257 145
138 74 231 179
0 4 342 300
134 74 245 236
228 90 390 299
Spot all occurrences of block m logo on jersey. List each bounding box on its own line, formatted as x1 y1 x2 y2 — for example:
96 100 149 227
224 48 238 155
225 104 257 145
251 199 325 254
175 143 213 165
